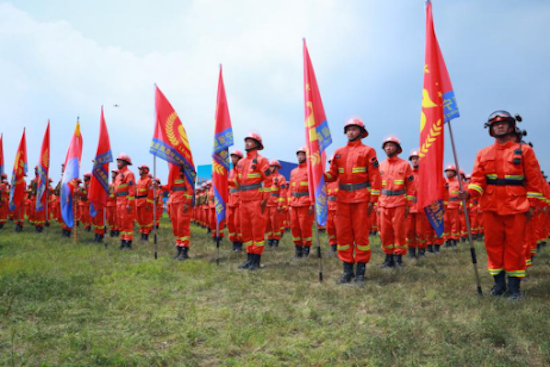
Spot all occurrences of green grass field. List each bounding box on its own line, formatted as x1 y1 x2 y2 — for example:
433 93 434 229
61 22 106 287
1 220 549 366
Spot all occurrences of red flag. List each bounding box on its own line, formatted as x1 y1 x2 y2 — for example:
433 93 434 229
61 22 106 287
88 106 113 216
150 85 196 190
303 39 332 226
36 121 50 211
61 122 83 228
0 133 4 176
418 0 450 236
9 129 28 211
212 65 234 224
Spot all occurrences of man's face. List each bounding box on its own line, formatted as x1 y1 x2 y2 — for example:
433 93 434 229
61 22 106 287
117 160 125 169
346 126 361 141
384 142 398 157
269 165 277 174
245 138 257 151
112 172 118 180
297 152 306 164
446 170 456 179
231 155 240 166
411 156 419 168
491 121 512 137
139 168 146 176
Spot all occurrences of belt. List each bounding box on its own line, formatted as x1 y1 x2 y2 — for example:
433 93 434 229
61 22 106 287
230 188 240 193
339 181 371 192
136 194 147 199
292 192 309 198
328 197 337 202
486 178 525 186
449 197 460 202
381 189 406 196
172 187 187 192
239 183 262 192
116 192 129 197
270 193 280 197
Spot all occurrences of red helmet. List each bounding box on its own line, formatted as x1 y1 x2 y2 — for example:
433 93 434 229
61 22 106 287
201 182 207 188
269 159 281 168
344 117 368 139
444 164 457 172
84 173 92 179
111 169 119 174
230 149 244 159
382 136 403 154
485 110 519 137
1 173 7 179
155 177 161 183
207 180 212 186
138 165 149 172
465 173 472 180
296 146 307 155
244 132 264 150
409 148 420 161
459 169 466 176
117 153 132 165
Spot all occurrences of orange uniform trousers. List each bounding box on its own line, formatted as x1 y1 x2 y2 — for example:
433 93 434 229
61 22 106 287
240 199 267 255
136 204 154 234
209 207 225 237
444 207 459 241
170 202 191 247
266 206 283 241
406 212 427 249
92 207 106 235
107 205 118 231
380 206 407 255
290 206 314 247
116 203 135 241
227 205 242 242
326 209 337 246
484 211 527 278
336 201 371 264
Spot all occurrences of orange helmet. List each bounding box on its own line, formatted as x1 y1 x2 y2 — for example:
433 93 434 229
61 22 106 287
269 159 281 168
296 146 307 155
382 136 402 154
344 117 368 139
117 153 132 165
244 132 264 150
409 148 420 161
484 110 521 137
155 177 161 184
444 164 457 172
84 173 92 179
111 169 119 174
201 182 207 188
465 173 472 180
1 173 7 179
138 165 149 172
230 149 244 159
459 169 466 177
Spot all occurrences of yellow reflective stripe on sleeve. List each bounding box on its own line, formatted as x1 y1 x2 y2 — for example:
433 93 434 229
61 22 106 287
393 180 404 185
370 189 380 196
299 182 309 186
352 167 366 173
505 175 524 180
527 192 542 198
338 168 344 173
174 179 185 184
118 183 128 189
486 174 497 180
406 195 414 201
337 244 350 251
248 173 261 178
382 180 387 186
255 241 265 247
468 184 483 195
382 244 394 249
357 245 371 252
127 196 135 200
326 173 333 179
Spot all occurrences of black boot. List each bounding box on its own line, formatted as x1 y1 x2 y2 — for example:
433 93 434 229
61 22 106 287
434 244 441 254
97 235 104 243
427 244 434 253
268 239 274 248
380 254 394 268
331 244 337 253
394 255 404 268
355 262 366 285
236 242 243 252
126 240 133 250
119 240 126 250
232 242 239 252
35 226 40 233
110 230 115 237
85 226 91 232
173 246 183 259
273 240 279 248
445 240 451 248
303 246 310 257
238 253 252 269
249 254 261 271
45 221 50 227
418 248 426 257
182 247 189 259
336 262 355 284
0 223 4 230
452 240 458 248
508 277 522 300
490 271 507 296
294 245 303 258
144 233 149 241
408 248 417 259
93 234 99 242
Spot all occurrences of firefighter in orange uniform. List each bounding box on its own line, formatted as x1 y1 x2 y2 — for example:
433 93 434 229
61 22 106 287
167 166 194 260
0 174 9 229
406 149 427 258
234 132 271 270
31 166 46 232
107 169 119 237
266 159 287 248
326 158 338 253
289 147 314 257
325 118 381 284
136 165 154 241
228 149 243 251
207 180 225 241
462 111 545 299
378 136 414 268
77 174 92 232
443 164 460 247
114 154 136 249
154 178 164 229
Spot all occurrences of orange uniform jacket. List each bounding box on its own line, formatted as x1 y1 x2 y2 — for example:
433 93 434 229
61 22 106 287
266 172 287 208
289 163 312 207
324 140 381 203
234 150 270 201
136 176 153 207
378 156 414 208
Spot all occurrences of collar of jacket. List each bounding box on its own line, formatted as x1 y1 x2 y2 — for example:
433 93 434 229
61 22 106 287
298 162 307 168
246 149 259 159
494 140 516 150
346 139 363 147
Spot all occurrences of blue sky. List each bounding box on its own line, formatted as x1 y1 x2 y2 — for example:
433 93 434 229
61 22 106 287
1 0 549 182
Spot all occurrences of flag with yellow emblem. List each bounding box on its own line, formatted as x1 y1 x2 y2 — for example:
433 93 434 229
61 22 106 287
9 129 27 211
36 121 50 211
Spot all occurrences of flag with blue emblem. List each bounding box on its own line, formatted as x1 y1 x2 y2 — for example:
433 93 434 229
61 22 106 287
61 121 83 228
35 121 50 212
303 39 332 227
212 65 234 225
9 129 27 212
89 106 113 218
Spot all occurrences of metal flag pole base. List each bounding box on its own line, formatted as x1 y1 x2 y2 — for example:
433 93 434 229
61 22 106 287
153 156 158 260
215 221 220 266
103 207 108 249
314 218 324 283
448 121 483 295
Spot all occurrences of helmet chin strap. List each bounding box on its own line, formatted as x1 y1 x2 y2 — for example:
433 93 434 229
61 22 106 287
348 135 361 142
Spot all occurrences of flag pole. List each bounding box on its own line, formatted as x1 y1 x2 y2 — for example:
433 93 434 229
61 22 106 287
314 218 324 283
447 121 482 295
153 156 158 259
216 220 220 266
103 207 108 249
73 196 77 243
